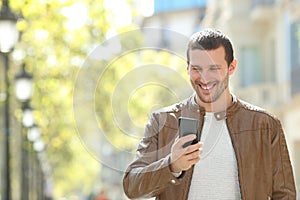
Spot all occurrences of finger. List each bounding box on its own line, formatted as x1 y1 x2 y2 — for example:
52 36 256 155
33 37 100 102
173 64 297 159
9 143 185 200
188 156 201 165
185 142 203 154
185 156 201 168
186 149 201 161
177 134 197 147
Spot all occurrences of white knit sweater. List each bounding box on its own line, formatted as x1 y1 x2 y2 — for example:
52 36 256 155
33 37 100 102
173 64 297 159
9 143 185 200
187 112 241 200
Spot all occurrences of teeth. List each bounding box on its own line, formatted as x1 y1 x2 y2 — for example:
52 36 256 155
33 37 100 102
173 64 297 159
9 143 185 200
199 84 214 90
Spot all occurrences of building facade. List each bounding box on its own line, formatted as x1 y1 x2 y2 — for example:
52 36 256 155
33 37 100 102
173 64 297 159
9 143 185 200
142 0 207 46
202 0 300 195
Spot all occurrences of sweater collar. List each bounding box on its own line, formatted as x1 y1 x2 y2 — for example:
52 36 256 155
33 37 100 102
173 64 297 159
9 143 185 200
189 93 239 121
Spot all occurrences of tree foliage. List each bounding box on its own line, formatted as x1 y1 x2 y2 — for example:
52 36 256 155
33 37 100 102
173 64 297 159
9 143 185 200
9 0 109 198
7 0 192 198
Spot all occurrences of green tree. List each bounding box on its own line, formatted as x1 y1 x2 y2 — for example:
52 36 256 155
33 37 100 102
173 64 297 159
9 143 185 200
7 0 192 198
9 0 111 198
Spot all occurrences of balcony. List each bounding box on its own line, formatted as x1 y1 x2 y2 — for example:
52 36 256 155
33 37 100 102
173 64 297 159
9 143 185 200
235 82 289 109
251 0 276 22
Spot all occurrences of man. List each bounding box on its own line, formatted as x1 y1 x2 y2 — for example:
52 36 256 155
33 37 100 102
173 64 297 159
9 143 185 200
123 29 296 199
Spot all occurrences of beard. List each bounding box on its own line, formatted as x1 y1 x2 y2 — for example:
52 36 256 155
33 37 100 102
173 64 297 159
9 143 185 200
191 72 229 104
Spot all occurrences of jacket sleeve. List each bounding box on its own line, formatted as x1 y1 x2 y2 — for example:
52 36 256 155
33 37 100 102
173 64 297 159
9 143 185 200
271 119 296 199
122 112 185 199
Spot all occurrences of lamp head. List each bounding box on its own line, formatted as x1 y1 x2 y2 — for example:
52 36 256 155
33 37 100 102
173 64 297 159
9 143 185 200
0 1 19 53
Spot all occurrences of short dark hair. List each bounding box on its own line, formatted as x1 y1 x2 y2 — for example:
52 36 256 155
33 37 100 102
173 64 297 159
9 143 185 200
186 28 234 66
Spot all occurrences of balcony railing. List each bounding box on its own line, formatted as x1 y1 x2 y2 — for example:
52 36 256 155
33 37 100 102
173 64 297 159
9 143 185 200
251 0 276 8
251 0 276 21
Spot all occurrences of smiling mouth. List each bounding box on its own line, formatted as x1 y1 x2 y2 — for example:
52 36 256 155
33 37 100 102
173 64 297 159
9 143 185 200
198 82 216 91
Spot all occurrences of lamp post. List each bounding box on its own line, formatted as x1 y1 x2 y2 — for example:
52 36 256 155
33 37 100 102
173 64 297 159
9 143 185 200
28 124 43 200
15 64 33 200
0 0 19 200
15 64 47 200
0 0 19 53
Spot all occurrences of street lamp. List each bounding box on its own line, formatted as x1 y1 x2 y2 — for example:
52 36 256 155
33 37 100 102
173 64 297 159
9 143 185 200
21 102 34 128
15 65 33 200
15 63 33 102
0 0 19 200
15 55 47 200
27 124 40 142
0 0 19 53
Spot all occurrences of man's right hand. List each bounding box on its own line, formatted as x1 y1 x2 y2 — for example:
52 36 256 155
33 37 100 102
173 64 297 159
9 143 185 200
170 135 203 173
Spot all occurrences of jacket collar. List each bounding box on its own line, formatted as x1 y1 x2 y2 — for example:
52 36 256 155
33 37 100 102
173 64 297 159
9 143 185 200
188 93 240 121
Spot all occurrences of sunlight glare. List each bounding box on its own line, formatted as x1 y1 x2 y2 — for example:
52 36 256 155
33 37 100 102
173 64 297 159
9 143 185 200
138 0 154 17
61 2 88 31
104 0 132 28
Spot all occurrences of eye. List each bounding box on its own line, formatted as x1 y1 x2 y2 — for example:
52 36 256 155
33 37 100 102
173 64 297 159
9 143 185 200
190 66 201 71
209 66 221 71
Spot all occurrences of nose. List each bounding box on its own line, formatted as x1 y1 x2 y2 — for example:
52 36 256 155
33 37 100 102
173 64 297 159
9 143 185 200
197 69 211 83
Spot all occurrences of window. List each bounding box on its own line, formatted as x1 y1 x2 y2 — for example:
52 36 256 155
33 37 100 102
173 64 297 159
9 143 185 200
239 46 262 87
290 20 300 96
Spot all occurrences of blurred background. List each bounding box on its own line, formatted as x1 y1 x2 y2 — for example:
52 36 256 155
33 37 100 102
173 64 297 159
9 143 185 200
0 0 299 199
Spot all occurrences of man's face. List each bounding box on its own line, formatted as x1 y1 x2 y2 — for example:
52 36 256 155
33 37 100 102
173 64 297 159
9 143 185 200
187 46 235 104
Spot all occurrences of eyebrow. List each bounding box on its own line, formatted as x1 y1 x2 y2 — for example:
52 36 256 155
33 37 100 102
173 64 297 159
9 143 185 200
190 64 223 68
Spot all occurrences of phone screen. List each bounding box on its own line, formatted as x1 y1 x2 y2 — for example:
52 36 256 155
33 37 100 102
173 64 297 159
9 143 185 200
178 117 199 148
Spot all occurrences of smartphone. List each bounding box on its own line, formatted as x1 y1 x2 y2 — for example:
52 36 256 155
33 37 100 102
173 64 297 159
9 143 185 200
178 117 199 148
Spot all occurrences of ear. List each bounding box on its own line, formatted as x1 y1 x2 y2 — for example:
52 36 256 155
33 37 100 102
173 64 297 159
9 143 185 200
229 59 237 75
186 64 190 75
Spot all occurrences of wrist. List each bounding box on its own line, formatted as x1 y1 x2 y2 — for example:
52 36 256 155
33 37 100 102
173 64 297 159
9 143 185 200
170 163 181 173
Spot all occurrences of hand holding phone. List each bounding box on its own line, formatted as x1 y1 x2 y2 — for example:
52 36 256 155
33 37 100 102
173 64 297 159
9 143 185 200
178 117 199 148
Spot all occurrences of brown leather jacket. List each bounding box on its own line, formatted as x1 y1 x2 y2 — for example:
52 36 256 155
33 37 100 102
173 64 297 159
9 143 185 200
123 95 296 199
